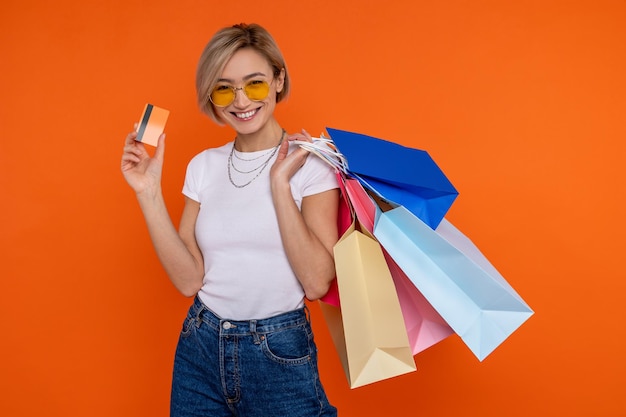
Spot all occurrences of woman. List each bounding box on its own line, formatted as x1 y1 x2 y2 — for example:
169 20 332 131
121 23 339 417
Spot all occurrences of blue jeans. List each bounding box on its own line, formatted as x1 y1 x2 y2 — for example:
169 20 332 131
171 296 337 417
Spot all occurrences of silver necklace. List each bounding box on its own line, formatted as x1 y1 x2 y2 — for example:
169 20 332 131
232 146 275 162
227 129 286 188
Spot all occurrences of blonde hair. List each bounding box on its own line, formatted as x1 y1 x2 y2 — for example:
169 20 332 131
196 23 290 124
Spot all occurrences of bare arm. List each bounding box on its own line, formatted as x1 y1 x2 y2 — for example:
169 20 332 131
121 130 204 296
270 130 339 300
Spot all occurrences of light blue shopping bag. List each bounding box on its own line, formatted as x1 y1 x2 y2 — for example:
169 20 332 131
373 204 534 361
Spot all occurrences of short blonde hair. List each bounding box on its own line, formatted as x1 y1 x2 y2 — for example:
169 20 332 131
196 23 290 124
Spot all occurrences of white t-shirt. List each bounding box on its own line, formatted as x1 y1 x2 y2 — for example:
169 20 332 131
182 141 338 320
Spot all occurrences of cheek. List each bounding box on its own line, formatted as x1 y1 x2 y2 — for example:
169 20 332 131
265 94 279 108
213 108 232 126
215 108 227 121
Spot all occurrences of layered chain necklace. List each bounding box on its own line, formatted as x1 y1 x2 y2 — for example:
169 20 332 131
227 128 286 188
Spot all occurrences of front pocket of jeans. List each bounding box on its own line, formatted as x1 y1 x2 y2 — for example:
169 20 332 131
262 325 311 365
180 316 196 338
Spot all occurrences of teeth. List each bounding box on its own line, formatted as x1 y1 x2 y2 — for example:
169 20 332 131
235 109 257 119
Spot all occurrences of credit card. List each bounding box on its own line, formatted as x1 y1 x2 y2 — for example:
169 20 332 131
135 104 169 146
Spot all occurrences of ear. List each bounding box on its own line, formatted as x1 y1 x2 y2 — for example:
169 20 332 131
275 68 286 93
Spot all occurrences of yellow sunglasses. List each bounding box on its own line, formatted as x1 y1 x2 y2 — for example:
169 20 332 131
209 79 273 107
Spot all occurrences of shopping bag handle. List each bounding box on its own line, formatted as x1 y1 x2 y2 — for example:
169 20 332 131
293 136 349 175
295 135 393 216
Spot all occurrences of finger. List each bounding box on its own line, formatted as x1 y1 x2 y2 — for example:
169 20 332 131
125 134 149 157
286 133 305 142
275 138 290 162
125 131 139 145
301 129 313 142
287 144 310 164
287 129 313 144
121 153 141 172
154 133 166 162
123 140 145 156
121 153 141 165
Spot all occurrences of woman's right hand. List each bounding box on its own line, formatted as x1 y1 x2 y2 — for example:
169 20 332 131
120 125 166 196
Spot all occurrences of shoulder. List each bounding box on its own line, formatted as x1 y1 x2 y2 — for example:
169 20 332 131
187 142 233 170
183 141 233 198
288 143 339 196
300 145 337 178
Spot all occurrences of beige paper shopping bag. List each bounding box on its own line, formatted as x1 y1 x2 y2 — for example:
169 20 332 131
320 221 416 388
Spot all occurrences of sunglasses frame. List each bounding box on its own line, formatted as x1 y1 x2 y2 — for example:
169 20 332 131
209 78 274 107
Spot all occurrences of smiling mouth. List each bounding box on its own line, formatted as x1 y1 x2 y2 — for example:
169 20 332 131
233 108 259 119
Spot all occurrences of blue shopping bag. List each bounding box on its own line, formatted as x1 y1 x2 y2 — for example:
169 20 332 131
326 127 458 229
372 204 534 361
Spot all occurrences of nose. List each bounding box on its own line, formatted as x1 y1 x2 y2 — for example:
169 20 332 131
231 87 250 108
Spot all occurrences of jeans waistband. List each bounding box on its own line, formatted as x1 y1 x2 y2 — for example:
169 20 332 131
191 296 309 335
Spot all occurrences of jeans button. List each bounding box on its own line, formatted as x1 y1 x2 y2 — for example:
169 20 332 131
222 321 232 330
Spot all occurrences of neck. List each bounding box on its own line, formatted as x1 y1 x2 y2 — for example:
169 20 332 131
234 120 284 152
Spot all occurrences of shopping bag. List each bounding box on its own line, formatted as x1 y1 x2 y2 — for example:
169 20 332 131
319 175 416 388
319 172 352 307
384 254 456 354
326 127 458 229
373 204 534 361
342 177 454 355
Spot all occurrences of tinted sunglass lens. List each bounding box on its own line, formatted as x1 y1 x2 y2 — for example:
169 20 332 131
210 86 235 106
244 81 270 101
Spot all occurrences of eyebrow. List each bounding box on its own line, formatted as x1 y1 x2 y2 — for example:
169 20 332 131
216 72 267 83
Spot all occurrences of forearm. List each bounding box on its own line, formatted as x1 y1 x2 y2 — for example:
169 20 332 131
136 190 204 296
271 183 336 300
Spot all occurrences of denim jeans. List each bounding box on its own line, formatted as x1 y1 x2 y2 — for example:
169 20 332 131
171 296 338 417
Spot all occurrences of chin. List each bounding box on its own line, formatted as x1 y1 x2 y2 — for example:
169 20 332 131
232 118 268 135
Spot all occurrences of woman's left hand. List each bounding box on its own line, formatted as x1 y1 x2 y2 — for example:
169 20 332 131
269 129 312 185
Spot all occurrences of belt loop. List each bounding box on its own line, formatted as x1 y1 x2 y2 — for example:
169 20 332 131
194 299 204 328
250 320 261 344
303 305 311 323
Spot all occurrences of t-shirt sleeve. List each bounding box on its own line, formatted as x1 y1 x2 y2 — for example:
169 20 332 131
298 148 340 198
182 151 205 202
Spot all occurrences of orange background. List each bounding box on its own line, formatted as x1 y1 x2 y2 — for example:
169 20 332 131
1 0 625 416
